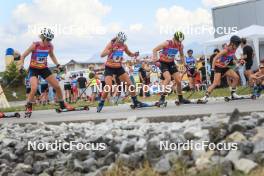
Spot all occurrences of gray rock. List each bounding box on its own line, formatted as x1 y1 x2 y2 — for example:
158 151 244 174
34 153 46 161
45 150 59 158
225 150 242 164
24 155 34 165
33 161 49 174
2 138 18 147
146 138 163 162
83 158 97 172
13 172 32 176
120 141 135 154
253 139 264 153
0 151 17 162
154 158 171 174
73 159 84 172
15 163 32 173
239 141 254 155
229 122 247 133
220 160 234 176
103 152 115 166
118 152 144 169
134 138 146 151
229 108 240 123
234 158 258 174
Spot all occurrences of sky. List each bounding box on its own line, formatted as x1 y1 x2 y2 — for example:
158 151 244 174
0 0 245 71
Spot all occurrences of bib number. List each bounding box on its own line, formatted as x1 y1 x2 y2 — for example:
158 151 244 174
36 52 48 64
167 48 178 60
112 50 123 62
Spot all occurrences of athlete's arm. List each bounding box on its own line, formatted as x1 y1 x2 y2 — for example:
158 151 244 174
179 45 185 65
212 50 227 69
20 44 35 66
124 45 137 57
101 42 112 58
152 41 168 62
49 49 59 66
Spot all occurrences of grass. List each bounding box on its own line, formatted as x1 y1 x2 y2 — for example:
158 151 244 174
104 160 263 176
2 84 27 101
0 86 255 113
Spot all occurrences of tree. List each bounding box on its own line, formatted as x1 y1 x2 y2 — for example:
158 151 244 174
2 62 26 86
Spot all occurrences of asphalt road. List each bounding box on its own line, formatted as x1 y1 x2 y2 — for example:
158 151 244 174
1 97 263 124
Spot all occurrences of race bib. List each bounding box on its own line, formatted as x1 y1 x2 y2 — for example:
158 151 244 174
112 50 123 62
167 48 178 59
36 51 48 64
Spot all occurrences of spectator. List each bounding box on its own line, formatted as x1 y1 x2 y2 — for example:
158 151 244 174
138 62 151 98
209 49 220 83
241 38 254 85
88 72 98 103
77 73 87 100
71 75 78 103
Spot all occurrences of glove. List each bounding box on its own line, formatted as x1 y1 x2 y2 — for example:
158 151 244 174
134 51 139 57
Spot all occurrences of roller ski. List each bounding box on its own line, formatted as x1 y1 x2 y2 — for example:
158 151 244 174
55 102 88 113
224 92 244 102
175 95 192 106
24 102 33 118
251 84 263 100
0 112 21 118
130 101 163 109
197 95 209 104
154 95 168 108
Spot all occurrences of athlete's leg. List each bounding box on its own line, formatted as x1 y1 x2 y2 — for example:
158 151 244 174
28 76 39 102
225 69 241 98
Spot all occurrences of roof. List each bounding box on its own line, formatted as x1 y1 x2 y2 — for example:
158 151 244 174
212 0 256 10
205 25 264 46
65 59 104 65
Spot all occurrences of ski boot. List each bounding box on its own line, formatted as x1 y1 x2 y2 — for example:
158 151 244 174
97 100 105 113
197 95 209 104
175 95 191 105
24 102 33 118
155 95 167 107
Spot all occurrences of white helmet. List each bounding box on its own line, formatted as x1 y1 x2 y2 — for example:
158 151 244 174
40 28 54 40
116 32 127 43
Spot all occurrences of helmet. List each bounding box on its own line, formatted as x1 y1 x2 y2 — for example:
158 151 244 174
230 35 241 47
116 32 127 43
187 49 193 54
174 31 184 42
40 28 54 40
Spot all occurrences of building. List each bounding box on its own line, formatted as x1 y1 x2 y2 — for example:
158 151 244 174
211 0 264 68
212 0 264 38
64 59 104 72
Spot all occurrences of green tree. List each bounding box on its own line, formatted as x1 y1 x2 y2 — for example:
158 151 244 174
2 62 26 86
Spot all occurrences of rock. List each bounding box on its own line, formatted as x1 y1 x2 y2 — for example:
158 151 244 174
257 118 264 126
234 158 258 174
15 163 32 173
45 150 59 158
253 139 264 153
34 153 46 161
73 159 84 172
183 126 201 140
146 138 163 163
83 158 97 172
120 141 135 154
208 126 227 143
24 155 34 165
220 160 234 176
239 141 254 155
84 170 103 176
226 132 247 142
251 127 264 142
2 138 18 147
134 138 146 151
15 143 27 156
39 173 50 176
195 151 214 170
225 150 242 163
103 152 115 166
118 152 144 169
13 172 32 176
229 122 247 133
229 108 240 123
154 158 171 174
165 152 178 164
32 161 49 174
0 151 17 162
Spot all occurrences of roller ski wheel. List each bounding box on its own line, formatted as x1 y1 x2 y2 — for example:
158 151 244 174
224 97 230 102
251 95 257 100
175 101 180 106
197 99 208 104
14 113 21 118
130 104 136 109
155 101 167 108
24 112 32 118
56 106 90 113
